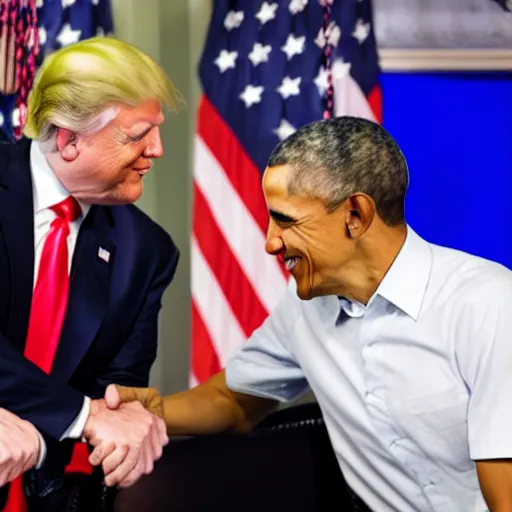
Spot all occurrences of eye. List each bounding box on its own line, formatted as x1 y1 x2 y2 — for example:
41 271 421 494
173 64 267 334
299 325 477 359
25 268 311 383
276 219 294 229
127 127 152 143
128 133 145 143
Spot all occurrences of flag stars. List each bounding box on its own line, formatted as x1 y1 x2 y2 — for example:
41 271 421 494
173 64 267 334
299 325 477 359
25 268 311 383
214 49 238 72
332 58 352 79
38 26 47 46
249 43 272 66
281 34 305 60
56 23 81 46
240 85 264 108
314 21 341 49
224 10 244 31
289 0 308 15
274 119 296 141
277 76 301 99
314 66 329 95
61 0 76 7
352 19 370 44
255 2 278 25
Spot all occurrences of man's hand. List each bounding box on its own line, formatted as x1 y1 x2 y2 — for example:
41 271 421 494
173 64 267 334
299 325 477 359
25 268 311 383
84 386 168 488
113 384 164 418
0 408 40 487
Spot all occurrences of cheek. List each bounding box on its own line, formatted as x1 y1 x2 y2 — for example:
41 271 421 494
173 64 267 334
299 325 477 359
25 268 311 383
97 149 141 178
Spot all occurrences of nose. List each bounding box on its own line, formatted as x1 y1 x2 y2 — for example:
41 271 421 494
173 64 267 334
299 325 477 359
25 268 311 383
143 127 164 159
265 220 284 255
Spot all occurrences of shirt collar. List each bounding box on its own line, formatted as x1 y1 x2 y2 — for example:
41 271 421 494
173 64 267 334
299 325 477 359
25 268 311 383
30 141 90 217
373 225 432 320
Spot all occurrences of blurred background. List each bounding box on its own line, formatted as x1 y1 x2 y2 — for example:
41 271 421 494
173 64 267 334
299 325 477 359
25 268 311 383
1 0 511 397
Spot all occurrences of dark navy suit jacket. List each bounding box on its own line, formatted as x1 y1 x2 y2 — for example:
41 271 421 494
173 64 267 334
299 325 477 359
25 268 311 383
0 138 179 504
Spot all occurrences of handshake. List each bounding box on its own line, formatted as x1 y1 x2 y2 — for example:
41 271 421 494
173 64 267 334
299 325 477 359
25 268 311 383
83 384 166 489
0 384 163 489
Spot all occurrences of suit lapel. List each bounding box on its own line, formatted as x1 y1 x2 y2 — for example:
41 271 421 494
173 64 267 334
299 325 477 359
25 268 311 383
52 206 116 382
0 139 35 351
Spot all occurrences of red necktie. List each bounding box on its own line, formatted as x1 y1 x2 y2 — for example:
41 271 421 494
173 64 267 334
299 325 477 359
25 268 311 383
5 196 90 512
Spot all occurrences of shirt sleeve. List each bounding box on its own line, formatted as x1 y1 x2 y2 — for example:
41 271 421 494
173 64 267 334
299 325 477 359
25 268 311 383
59 397 90 441
225 282 309 403
35 431 46 470
457 279 512 460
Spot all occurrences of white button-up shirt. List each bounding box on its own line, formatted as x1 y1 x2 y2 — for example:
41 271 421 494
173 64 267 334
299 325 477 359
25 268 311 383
30 142 91 450
226 226 512 511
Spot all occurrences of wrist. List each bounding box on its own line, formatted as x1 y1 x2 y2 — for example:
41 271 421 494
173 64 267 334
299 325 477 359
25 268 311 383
83 399 105 438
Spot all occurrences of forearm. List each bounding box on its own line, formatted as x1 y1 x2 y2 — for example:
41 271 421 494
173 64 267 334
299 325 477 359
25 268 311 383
477 460 512 511
162 373 274 436
162 387 247 436
0 334 84 439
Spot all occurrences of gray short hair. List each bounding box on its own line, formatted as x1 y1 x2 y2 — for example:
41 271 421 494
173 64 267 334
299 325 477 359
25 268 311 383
267 116 408 226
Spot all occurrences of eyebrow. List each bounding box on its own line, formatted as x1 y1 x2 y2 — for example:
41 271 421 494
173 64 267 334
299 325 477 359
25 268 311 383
269 209 297 223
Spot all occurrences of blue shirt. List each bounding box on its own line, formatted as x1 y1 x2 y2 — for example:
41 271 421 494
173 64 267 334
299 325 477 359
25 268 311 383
226 226 512 511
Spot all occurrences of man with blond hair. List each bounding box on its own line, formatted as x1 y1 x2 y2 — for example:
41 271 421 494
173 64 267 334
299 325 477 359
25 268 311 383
0 36 181 511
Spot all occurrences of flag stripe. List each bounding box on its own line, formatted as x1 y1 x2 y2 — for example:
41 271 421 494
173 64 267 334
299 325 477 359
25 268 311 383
193 182 269 336
367 84 383 124
198 97 269 235
194 133 288 315
190 300 222 383
191 237 246 366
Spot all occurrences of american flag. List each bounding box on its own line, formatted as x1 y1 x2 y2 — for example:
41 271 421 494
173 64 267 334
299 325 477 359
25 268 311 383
190 0 382 385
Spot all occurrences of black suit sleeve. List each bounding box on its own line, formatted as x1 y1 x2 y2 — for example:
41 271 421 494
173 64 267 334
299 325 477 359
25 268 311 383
86 236 180 398
0 336 84 439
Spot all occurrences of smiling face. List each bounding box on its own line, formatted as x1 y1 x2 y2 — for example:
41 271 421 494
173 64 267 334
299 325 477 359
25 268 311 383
50 99 165 205
263 165 358 300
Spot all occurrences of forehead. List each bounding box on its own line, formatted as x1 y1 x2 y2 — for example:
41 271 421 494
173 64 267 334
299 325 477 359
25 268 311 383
263 165 325 215
262 165 293 194
114 99 164 129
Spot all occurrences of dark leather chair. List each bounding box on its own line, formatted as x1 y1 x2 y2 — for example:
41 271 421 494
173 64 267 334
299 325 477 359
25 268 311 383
111 402 351 512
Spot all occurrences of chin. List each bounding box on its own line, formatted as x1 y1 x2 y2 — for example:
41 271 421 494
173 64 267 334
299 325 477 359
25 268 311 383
294 280 314 301
119 183 143 204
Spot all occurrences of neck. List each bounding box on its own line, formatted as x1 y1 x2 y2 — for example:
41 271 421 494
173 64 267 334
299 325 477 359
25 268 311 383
333 223 407 305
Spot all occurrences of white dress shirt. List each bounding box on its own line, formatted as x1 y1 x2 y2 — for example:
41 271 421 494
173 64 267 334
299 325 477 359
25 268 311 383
225 226 512 511
30 142 91 465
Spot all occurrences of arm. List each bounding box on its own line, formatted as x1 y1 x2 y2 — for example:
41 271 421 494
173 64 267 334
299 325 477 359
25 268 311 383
116 370 278 435
0 332 84 440
86 241 179 398
477 461 512 511
115 281 309 435
457 278 512 510
78 238 179 487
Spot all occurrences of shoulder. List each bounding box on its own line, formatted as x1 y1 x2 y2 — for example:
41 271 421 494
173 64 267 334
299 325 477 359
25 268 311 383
429 243 512 305
0 138 31 180
428 245 512 351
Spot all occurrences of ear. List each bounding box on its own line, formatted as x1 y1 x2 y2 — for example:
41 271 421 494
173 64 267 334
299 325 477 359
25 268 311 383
344 193 376 239
55 127 79 162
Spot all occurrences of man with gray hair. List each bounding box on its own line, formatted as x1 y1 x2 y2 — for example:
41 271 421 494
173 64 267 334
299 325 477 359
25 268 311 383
0 36 181 510
115 116 512 510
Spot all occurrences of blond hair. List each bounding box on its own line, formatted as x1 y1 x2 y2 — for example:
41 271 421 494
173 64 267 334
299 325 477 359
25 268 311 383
23 36 182 149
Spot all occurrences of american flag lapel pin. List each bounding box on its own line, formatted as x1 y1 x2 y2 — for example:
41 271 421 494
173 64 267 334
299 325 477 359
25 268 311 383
98 246 110 263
